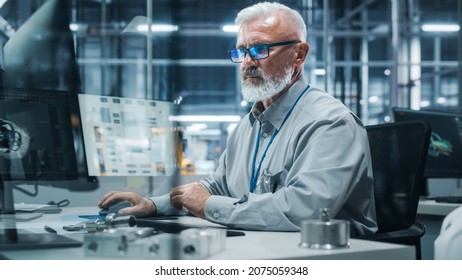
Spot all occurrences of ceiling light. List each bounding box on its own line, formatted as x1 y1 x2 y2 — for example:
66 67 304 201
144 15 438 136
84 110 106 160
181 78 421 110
169 115 241 122
69 23 79 31
137 24 178 32
313 69 326 76
122 16 178 35
421 24 460 32
369 96 379 103
437 97 447 104
420 100 430 107
222 25 239 32
186 124 208 131
185 129 221 136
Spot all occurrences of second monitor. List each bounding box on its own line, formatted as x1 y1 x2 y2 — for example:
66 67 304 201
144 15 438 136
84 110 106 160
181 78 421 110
393 107 462 179
78 94 177 178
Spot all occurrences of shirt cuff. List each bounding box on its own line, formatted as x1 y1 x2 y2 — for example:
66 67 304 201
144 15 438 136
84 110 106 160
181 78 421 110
149 193 175 216
204 195 237 224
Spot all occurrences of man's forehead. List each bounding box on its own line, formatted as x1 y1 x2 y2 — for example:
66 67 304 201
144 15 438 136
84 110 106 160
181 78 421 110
236 15 282 45
240 14 280 31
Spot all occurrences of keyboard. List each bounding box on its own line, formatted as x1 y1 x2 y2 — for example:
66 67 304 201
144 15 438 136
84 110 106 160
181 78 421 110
427 196 462 204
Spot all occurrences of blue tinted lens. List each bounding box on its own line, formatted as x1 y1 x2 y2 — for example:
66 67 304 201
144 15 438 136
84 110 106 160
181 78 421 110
230 49 245 62
250 45 269 60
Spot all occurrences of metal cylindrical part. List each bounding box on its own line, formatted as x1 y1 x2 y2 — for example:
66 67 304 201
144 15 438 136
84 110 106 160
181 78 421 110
106 214 137 228
299 219 350 249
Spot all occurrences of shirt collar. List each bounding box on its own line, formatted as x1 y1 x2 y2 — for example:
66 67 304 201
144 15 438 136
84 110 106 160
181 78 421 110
249 75 309 129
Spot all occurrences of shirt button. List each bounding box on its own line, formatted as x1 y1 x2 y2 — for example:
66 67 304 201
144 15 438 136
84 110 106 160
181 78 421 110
213 212 219 218
262 132 268 138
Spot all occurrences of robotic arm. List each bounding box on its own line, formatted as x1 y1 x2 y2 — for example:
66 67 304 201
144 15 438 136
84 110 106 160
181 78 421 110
0 118 30 159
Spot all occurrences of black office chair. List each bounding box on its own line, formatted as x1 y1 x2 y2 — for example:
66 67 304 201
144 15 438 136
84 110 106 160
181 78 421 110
359 121 431 260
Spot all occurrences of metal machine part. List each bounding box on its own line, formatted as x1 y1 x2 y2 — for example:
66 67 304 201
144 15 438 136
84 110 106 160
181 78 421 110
65 213 226 259
63 213 137 233
83 227 226 259
299 208 350 249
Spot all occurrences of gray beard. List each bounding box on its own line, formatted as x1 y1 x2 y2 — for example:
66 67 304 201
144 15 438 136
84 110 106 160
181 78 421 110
241 67 294 102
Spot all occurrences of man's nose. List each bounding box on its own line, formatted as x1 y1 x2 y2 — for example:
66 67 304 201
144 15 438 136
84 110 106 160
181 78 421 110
242 51 258 66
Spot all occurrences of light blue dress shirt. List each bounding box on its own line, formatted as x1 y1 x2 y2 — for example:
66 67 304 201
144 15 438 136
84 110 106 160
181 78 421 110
151 76 377 236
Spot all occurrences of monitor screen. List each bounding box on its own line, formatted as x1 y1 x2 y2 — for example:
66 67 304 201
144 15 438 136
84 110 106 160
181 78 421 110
78 94 177 177
1 0 80 93
393 108 462 178
0 88 78 181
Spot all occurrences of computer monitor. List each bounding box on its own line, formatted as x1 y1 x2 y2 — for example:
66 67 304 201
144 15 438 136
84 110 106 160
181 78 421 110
0 88 82 250
0 88 79 181
1 0 80 93
78 94 177 179
393 107 462 178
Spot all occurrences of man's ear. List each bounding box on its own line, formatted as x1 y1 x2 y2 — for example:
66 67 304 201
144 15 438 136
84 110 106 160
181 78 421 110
293 42 309 67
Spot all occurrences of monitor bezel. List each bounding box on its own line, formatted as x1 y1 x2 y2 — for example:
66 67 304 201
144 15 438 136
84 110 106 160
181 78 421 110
392 107 462 179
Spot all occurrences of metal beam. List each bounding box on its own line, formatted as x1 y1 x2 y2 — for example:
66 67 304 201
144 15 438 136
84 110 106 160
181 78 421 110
332 0 377 28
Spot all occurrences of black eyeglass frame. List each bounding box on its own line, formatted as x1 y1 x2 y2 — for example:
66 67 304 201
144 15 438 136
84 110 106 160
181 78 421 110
228 40 301 63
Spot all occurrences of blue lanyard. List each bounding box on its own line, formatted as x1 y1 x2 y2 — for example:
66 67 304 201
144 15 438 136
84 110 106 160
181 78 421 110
249 84 310 192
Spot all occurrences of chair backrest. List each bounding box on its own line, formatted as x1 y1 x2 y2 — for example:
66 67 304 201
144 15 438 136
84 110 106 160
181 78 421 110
366 121 431 233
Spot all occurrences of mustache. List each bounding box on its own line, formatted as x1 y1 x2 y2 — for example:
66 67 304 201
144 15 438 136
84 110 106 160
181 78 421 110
242 67 260 77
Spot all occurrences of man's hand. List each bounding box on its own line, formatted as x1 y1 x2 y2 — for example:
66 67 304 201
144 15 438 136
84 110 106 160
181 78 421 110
97 191 156 217
170 182 211 219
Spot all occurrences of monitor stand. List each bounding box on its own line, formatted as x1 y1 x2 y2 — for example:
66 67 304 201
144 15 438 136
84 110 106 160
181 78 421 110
420 178 430 198
0 175 82 251
0 174 42 222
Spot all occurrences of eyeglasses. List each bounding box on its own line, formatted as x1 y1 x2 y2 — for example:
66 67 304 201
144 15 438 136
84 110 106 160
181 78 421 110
228 40 301 63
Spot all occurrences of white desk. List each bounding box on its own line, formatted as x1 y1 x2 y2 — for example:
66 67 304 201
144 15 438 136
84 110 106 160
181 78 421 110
417 200 460 216
417 200 461 260
1 207 415 260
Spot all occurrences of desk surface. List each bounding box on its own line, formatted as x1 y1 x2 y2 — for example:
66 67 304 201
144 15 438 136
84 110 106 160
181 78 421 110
417 200 461 216
1 207 415 260
416 200 461 260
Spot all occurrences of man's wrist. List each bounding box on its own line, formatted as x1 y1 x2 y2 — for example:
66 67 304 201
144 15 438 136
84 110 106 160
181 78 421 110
148 198 157 215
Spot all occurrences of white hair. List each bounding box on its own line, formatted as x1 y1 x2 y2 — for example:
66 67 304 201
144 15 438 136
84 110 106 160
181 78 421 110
235 2 307 42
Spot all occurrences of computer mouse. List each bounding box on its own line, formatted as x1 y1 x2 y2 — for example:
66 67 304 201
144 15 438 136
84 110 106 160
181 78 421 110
98 208 109 216
98 200 131 215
